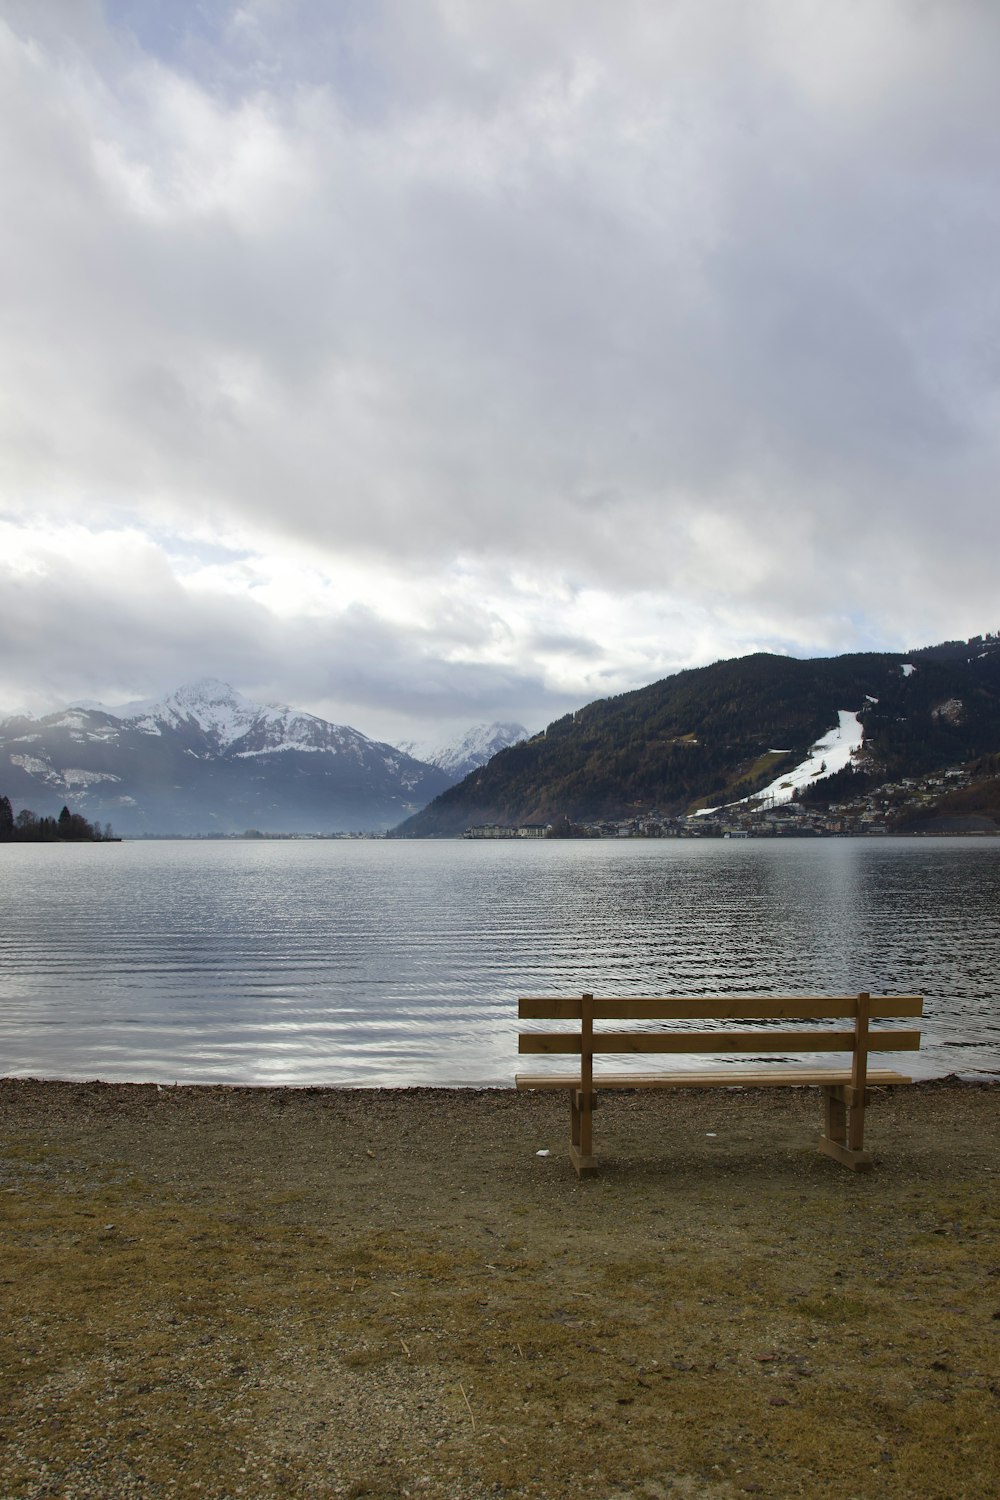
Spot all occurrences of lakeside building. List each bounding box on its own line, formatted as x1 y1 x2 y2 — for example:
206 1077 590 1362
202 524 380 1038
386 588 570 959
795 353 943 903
460 765 991 840
463 823 553 839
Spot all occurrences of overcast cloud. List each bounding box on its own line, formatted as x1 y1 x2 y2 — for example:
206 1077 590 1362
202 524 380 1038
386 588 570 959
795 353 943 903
2 0 998 742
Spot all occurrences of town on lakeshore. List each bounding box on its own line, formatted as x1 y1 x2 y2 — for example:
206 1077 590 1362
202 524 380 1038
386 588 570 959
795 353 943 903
464 764 987 839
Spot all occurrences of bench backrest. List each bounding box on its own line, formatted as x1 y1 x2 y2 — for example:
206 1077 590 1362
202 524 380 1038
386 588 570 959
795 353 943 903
518 992 923 1093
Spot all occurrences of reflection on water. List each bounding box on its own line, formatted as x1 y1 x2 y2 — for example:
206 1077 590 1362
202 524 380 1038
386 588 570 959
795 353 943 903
0 838 998 1085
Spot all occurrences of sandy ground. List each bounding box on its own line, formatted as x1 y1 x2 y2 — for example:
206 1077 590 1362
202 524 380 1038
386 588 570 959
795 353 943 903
1 1077 998 1500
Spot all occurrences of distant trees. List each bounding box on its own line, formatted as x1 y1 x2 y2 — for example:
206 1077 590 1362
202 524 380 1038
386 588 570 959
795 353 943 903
0 797 112 842
794 764 875 808
57 804 96 839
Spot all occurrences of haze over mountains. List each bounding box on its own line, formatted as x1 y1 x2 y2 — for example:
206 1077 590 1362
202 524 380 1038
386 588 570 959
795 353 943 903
0 680 523 836
4 636 1000 837
395 724 529 782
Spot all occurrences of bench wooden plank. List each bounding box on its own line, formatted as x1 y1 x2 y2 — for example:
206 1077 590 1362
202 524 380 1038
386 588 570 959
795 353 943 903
519 995 923 1020
516 1068 912 1090
519 1029 921 1054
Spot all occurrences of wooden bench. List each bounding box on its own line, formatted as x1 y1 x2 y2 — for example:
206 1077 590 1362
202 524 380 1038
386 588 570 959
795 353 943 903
516 992 922 1176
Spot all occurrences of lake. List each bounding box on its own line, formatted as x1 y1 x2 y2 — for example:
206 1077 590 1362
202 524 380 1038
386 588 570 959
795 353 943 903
1 837 998 1086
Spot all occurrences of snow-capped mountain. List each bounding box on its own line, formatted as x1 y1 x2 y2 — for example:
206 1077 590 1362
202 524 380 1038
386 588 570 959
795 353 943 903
396 722 529 782
111 679 267 749
1 681 452 835
113 679 406 763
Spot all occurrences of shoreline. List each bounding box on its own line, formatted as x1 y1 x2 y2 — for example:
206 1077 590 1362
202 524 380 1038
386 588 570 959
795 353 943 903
2 1069 999 1092
2 1077 998 1498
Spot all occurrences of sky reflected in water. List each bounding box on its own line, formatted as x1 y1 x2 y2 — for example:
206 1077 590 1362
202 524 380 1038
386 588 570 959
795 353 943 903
1 838 998 1085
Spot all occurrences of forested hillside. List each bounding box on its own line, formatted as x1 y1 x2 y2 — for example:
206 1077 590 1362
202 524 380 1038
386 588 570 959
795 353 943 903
395 636 1000 836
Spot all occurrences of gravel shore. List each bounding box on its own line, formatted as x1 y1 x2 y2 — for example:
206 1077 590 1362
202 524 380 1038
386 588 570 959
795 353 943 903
1 1077 998 1499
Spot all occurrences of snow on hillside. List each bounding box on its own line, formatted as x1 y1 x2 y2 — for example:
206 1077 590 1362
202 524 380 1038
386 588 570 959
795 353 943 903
67 680 416 767
699 710 863 815
94 679 377 760
118 679 265 749
12 680 454 833
397 722 529 780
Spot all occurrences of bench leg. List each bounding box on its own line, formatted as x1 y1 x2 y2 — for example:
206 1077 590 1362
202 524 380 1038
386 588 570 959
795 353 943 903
819 1085 873 1172
569 1089 598 1178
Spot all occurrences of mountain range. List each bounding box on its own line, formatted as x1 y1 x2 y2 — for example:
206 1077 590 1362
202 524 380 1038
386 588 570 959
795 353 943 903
0 681 524 836
395 634 1000 836
396 723 529 781
6 636 1000 837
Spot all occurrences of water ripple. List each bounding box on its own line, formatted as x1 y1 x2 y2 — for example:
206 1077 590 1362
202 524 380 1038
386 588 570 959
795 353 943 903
1 837 998 1084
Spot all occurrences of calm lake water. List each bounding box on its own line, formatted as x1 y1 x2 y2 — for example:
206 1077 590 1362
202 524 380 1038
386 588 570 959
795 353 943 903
1 838 998 1086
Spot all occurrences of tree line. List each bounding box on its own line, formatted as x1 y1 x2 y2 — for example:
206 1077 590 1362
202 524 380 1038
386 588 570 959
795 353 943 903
0 796 115 842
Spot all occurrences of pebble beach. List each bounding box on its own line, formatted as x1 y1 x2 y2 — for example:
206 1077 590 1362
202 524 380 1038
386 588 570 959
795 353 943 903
1 1077 998 1499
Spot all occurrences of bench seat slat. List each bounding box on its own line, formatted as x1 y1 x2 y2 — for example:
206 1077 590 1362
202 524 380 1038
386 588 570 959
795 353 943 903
518 996 923 1021
519 1029 921 1055
516 1068 913 1091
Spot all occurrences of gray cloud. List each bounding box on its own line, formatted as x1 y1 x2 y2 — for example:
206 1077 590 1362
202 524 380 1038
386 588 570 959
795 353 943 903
0 530 579 738
1 1 999 738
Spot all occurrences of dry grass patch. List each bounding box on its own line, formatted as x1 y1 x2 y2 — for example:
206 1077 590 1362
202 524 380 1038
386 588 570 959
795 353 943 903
1 1079 998 1498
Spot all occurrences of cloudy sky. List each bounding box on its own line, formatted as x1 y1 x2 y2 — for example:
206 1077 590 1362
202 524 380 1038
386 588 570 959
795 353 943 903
2 1 998 743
